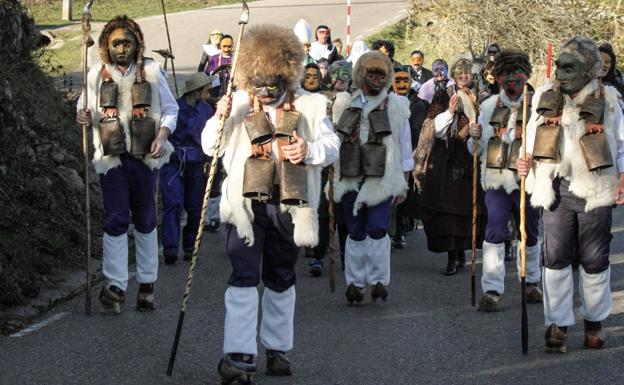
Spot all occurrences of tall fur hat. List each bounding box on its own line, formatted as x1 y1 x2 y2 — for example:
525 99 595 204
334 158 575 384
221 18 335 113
98 15 145 65
559 36 602 79
353 51 394 91
235 24 305 91
492 49 532 78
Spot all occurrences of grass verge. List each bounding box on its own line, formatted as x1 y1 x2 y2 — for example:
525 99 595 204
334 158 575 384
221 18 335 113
28 0 245 27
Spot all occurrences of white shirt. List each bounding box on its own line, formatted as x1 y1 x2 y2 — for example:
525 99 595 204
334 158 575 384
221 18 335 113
201 93 340 167
77 62 179 132
309 41 335 61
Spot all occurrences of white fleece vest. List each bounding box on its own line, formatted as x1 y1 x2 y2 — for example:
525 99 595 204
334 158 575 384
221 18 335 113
478 91 523 193
218 89 327 247
86 61 173 175
526 80 621 212
331 89 410 214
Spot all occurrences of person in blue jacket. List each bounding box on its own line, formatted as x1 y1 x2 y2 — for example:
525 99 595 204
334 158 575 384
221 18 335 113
160 72 214 264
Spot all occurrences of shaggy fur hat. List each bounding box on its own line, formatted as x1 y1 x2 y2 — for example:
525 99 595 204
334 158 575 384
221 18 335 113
98 15 145 65
353 51 394 91
492 49 532 78
559 36 602 79
235 24 305 91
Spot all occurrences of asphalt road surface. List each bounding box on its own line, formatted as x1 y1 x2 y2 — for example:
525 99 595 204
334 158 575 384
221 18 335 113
82 0 410 92
19 1 624 384
2 204 624 384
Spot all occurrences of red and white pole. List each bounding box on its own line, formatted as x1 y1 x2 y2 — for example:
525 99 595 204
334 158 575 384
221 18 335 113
346 0 351 56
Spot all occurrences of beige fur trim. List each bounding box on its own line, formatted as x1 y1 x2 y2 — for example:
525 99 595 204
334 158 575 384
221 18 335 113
219 89 329 247
332 90 409 214
528 80 620 212
88 61 172 175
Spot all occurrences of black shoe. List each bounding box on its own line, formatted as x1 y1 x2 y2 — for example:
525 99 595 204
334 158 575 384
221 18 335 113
163 251 177 265
308 259 323 277
99 285 125 315
393 235 406 249
442 252 458 276
456 250 466 269
345 283 366 305
218 353 256 384
265 350 292 376
371 282 388 302
205 219 220 233
183 251 193 261
136 283 155 311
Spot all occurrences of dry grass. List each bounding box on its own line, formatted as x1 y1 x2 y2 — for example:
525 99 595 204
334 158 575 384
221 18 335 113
382 0 623 87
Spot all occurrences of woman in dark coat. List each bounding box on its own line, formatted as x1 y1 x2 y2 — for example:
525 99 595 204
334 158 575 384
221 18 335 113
415 55 485 275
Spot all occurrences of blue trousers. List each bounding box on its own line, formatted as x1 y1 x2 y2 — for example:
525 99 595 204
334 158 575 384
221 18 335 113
100 155 158 236
341 191 393 241
484 188 540 247
226 196 299 292
159 160 207 254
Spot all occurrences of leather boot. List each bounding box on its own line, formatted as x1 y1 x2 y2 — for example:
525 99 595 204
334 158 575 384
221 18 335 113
218 353 257 385
345 283 366 305
265 350 292 376
442 251 458 276
478 291 501 312
371 282 388 302
584 320 605 349
544 323 568 353
99 285 124 315
137 283 155 311
526 282 543 303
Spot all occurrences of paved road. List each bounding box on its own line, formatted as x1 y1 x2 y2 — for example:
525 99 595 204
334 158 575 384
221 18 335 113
2 205 624 385
79 0 409 93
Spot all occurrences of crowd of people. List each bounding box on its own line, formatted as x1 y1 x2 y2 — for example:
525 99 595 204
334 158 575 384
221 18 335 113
76 14 624 385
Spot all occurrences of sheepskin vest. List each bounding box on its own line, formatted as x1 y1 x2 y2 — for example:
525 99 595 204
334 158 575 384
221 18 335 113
526 80 620 212
332 89 410 214
218 88 327 247
86 60 173 175
478 91 525 193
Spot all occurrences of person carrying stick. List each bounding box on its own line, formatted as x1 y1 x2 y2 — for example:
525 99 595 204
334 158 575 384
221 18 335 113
517 36 624 353
201 24 339 382
467 50 542 312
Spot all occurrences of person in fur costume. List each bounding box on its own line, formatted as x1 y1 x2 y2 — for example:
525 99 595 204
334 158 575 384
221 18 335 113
414 55 485 276
76 15 179 313
331 51 412 305
467 50 542 312
201 24 339 382
517 36 624 353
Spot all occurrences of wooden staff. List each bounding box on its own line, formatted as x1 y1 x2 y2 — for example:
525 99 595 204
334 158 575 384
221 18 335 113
328 166 336 293
160 0 179 97
470 129 478 307
166 0 249 376
80 0 95 316
519 83 530 354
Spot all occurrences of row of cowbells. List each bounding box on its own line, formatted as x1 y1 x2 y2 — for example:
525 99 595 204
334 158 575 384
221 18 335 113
243 158 308 206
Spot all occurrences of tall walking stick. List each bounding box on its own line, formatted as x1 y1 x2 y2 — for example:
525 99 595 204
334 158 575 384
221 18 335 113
470 130 478 307
160 0 179 97
328 166 337 293
166 0 249 376
81 0 95 316
519 84 529 354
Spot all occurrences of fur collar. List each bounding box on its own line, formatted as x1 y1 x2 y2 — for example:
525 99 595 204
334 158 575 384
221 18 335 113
87 61 173 174
218 88 331 247
526 79 621 212
332 90 410 213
